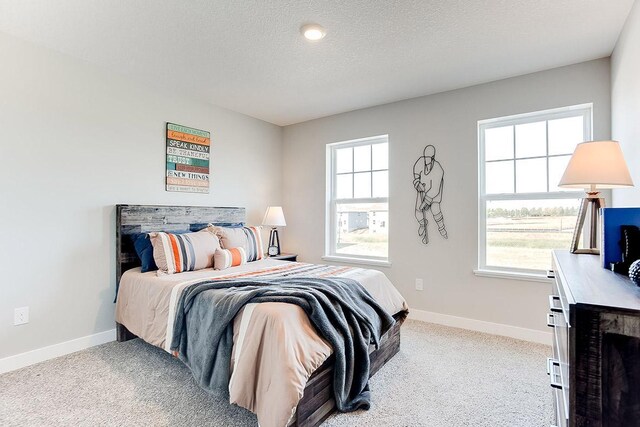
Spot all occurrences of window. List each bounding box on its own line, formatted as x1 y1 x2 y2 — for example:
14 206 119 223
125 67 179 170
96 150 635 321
326 135 389 263
478 104 592 275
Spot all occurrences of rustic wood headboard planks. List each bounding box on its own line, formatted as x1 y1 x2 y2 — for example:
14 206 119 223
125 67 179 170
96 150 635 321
115 204 245 289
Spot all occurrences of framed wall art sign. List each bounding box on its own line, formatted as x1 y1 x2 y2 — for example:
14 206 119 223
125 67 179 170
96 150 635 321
165 122 210 193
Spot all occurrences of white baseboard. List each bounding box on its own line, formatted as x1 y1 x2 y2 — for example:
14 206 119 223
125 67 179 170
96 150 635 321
0 329 116 374
408 309 551 345
0 312 549 374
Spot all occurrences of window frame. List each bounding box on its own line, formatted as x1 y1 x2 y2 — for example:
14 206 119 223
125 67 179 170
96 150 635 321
477 104 593 277
325 135 390 266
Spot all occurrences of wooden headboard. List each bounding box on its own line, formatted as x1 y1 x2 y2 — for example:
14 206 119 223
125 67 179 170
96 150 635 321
115 204 245 287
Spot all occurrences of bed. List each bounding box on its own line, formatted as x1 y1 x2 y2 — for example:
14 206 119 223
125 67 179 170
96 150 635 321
114 204 408 427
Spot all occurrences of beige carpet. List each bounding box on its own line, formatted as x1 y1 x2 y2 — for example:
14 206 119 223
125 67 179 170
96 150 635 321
0 320 552 426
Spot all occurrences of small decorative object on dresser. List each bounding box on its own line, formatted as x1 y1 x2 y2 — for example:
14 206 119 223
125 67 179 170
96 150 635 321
262 206 286 256
558 140 634 255
548 250 640 426
630 260 640 286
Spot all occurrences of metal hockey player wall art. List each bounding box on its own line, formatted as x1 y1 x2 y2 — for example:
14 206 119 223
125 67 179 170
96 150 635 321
413 145 448 245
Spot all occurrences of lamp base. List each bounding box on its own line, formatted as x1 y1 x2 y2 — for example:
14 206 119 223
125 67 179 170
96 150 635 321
570 193 605 255
268 227 281 256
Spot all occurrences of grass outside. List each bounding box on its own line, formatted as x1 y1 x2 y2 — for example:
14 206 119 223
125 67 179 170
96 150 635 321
486 246 558 271
487 215 576 232
337 229 388 258
486 215 577 270
333 215 577 269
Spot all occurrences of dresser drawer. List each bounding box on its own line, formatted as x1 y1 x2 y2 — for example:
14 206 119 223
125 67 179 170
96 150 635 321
552 386 568 427
549 300 569 384
548 269 570 327
547 312 569 426
548 269 569 426
549 271 570 369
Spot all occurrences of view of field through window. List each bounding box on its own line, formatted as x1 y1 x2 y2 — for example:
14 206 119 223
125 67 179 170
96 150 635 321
486 199 580 271
330 138 389 260
335 202 388 258
480 105 589 273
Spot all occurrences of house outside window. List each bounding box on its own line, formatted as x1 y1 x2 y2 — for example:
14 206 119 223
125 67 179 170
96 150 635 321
477 104 592 277
325 135 389 264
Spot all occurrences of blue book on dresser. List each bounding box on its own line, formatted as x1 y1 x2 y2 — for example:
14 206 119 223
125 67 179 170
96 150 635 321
601 207 640 269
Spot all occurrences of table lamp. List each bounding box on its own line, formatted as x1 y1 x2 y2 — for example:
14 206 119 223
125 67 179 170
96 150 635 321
558 140 634 254
262 206 286 256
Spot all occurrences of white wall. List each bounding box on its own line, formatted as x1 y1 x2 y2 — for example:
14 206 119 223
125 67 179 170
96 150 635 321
612 0 640 206
0 33 282 358
282 59 611 333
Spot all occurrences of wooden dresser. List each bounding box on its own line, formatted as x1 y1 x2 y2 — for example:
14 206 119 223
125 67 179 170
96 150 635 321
549 250 640 427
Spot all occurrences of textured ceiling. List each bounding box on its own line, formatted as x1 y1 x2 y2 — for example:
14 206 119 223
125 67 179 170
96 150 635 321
0 0 634 125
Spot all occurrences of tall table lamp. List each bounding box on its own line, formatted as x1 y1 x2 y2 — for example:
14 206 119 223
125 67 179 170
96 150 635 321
262 206 286 256
558 140 634 254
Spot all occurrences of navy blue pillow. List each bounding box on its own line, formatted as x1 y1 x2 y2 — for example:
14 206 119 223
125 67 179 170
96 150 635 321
132 233 157 273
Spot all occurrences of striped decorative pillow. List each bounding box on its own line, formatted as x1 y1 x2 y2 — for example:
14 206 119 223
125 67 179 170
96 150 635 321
149 230 220 275
208 225 264 262
213 247 247 270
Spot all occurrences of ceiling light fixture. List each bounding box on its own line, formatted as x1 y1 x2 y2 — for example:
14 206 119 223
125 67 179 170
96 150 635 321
301 24 326 41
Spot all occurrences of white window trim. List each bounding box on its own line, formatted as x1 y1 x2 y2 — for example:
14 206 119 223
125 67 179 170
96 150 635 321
473 268 552 283
325 135 389 264
477 104 594 278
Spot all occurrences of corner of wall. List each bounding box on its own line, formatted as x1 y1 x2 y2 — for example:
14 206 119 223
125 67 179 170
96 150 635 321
611 0 640 207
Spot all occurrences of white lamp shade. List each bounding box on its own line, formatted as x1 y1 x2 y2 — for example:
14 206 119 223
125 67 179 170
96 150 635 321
262 206 286 227
558 140 634 189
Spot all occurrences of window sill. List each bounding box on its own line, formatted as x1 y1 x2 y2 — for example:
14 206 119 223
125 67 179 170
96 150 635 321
322 255 392 268
473 269 551 283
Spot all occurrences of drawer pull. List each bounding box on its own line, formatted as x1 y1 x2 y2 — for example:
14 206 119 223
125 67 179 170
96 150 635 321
547 357 564 390
548 295 563 313
546 357 560 375
547 270 556 279
550 379 563 390
547 313 555 328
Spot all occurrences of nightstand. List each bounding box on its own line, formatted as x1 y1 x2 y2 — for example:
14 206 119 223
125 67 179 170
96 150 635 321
268 253 298 262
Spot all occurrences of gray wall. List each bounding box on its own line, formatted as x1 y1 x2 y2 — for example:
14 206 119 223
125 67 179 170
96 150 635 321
0 26 620 360
0 33 282 358
612 0 640 206
282 59 611 332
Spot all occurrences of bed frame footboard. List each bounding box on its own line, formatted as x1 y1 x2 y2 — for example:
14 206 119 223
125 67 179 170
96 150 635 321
116 322 138 342
115 313 406 427
292 311 407 427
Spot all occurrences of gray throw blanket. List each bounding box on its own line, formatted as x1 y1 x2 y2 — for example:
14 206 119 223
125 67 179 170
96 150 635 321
170 276 395 412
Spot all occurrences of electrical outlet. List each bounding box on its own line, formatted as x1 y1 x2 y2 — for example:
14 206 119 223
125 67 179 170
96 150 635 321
14 307 29 326
415 278 424 291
